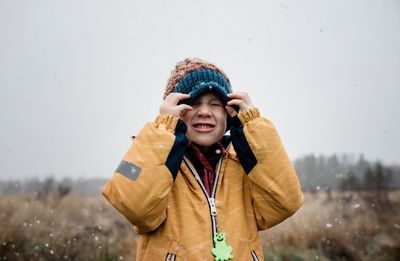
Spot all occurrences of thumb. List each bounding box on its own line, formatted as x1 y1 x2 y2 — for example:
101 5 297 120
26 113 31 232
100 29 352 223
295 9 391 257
178 104 193 112
178 104 193 117
225 105 238 117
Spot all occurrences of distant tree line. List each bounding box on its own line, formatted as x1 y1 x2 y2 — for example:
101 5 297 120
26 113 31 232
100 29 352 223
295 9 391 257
294 153 399 192
1 154 399 195
0 177 107 195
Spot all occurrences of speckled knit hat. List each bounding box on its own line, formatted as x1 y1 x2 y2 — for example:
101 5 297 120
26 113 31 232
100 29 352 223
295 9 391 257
164 58 232 104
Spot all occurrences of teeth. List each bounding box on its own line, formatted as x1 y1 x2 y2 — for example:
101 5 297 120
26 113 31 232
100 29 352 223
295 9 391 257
194 124 214 129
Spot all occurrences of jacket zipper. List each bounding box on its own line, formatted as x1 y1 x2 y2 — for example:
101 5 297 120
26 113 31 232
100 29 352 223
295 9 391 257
251 250 259 261
183 154 224 238
165 253 176 261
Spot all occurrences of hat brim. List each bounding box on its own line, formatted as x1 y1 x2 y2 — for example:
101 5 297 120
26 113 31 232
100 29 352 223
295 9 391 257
178 83 239 112
190 82 229 102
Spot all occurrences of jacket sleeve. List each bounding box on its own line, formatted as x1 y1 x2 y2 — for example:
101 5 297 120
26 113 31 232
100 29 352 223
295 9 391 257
230 107 304 230
102 114 188 234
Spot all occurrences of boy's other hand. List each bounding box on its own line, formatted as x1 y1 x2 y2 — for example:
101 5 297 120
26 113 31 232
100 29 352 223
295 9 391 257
226 92 254 117
225 105 238 117
160 93 193 118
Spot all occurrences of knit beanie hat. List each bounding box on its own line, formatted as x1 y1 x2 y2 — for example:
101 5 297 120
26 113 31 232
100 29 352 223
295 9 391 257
164 58 233 105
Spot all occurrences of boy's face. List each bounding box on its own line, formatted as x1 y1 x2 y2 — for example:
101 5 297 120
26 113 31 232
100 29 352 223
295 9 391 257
182 92 227 147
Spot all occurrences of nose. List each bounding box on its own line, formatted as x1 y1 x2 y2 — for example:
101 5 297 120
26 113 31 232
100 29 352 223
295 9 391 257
197 104 212 116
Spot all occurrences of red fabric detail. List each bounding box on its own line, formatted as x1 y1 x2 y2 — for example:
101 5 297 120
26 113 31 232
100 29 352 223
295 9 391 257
216 141 226 154
189 141 215 196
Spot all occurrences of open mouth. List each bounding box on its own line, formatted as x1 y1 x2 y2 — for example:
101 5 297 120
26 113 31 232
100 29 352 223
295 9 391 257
192 123 216 132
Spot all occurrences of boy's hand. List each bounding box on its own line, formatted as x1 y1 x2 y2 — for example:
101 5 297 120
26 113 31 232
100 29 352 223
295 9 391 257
225 92 254 117
160 93 193 118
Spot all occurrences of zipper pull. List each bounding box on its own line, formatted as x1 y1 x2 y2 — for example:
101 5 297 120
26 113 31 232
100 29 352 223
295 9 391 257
208 198 217 216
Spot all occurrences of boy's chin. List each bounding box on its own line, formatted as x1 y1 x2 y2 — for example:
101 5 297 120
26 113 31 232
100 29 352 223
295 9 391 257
189 137 220 147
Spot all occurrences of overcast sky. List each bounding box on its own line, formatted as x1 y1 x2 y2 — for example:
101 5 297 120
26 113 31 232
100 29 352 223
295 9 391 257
1 0 399 180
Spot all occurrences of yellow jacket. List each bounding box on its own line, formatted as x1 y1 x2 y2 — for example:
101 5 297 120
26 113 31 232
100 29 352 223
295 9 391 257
102 108 304 260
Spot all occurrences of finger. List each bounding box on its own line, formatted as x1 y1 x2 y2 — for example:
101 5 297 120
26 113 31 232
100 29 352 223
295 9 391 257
179 104 193 117
166 93 190 103
227 99 246 108
227 92 248 99
227 92 251 103
167 92 190 98
177 104 193 112
228 92 254 109
225 105 238 117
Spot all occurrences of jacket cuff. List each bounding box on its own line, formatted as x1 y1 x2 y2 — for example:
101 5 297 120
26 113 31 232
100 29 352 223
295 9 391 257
238 107 260 124
154 114 179 132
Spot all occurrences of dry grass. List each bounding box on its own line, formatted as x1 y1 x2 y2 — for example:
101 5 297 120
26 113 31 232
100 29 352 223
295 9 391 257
1 191 399 260
0 195 136 260
261 191 400 261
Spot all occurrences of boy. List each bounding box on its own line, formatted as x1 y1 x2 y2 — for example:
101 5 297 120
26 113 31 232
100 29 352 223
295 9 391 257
102 58 304 260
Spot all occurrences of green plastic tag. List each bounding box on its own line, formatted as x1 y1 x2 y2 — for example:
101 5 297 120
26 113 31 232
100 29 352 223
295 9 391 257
211 232 233 261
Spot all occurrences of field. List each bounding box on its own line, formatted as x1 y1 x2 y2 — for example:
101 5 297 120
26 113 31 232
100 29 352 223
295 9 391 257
0 191 399 260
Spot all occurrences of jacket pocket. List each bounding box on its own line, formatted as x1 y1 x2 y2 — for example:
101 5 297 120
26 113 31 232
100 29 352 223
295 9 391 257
251 250 260 261
165 252 176 261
